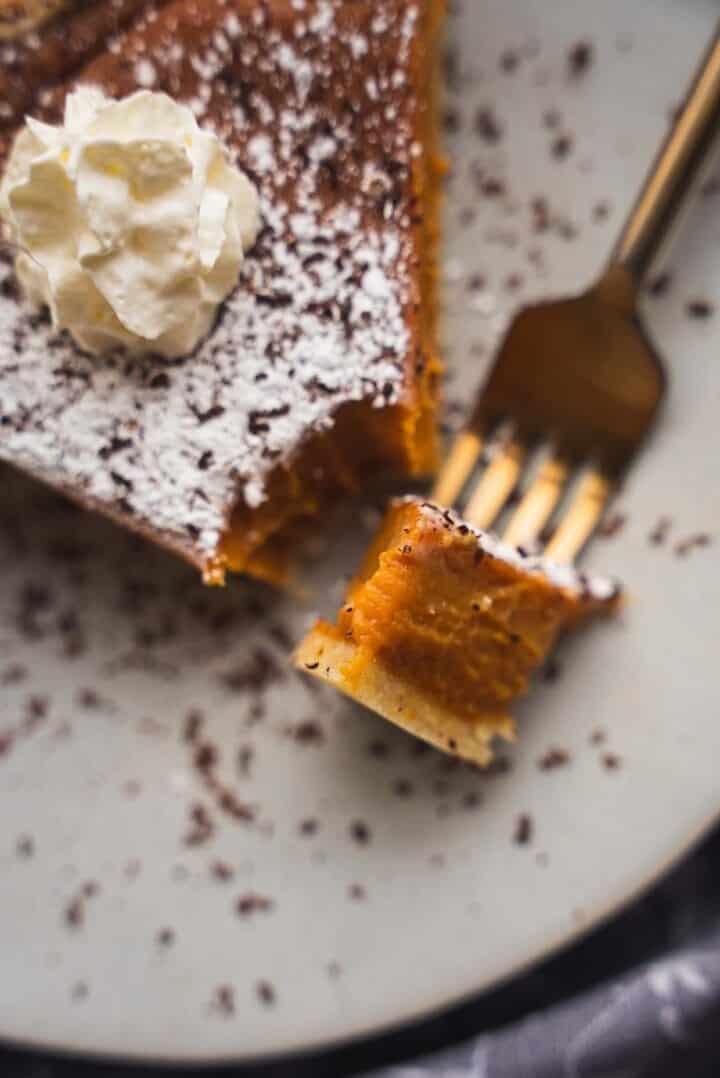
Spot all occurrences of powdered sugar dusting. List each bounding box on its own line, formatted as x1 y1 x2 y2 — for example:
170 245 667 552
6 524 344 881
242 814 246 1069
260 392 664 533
0 0 430 565
414 499 620 602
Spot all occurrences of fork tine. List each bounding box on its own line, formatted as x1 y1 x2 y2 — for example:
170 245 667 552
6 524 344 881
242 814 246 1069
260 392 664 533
432 430 483 506
503 455 569 548
464 440 525 530
544 469 613 563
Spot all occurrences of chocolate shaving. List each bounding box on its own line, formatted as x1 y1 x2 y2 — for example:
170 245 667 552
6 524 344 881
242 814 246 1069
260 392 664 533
647 272 672 297
686 299 714 319
538 746 571 771
235 892 274 917
293 719 325 744
598 512 626 538
256 980 276 1006
649 516 672 546
474 107 502 143
349 820 371 845
513 813 533 845
568 41 594 76
674 533 712 557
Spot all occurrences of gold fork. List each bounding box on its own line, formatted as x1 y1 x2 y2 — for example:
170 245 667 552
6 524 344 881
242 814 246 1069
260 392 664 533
434 26 720 562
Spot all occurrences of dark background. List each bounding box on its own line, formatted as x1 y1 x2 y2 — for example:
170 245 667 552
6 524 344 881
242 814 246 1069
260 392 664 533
2 823 720 1078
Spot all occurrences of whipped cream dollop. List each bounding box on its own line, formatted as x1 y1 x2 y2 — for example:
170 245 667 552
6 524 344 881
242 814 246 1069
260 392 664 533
0 87 260 357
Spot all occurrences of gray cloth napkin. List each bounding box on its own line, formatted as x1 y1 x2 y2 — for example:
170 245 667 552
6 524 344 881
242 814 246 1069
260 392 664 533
370 937 720 1078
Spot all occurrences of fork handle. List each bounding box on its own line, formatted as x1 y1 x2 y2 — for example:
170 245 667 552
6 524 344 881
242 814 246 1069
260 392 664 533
611 22 720 281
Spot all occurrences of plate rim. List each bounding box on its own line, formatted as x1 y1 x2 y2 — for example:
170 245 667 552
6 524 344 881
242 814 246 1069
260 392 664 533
2 802 717 1067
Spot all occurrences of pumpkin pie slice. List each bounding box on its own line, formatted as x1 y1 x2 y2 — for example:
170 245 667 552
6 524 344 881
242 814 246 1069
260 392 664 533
0 0 444 584
294 497 620 764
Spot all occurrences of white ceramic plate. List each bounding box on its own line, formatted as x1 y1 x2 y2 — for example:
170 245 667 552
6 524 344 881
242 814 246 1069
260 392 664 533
1 0 719 1064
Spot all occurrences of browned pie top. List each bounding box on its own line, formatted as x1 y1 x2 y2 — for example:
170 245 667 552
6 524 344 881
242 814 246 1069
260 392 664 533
0 0 152 119
0 0 433 563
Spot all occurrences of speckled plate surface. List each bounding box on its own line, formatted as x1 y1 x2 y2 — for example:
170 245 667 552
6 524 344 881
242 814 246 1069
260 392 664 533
1 0 720 1064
